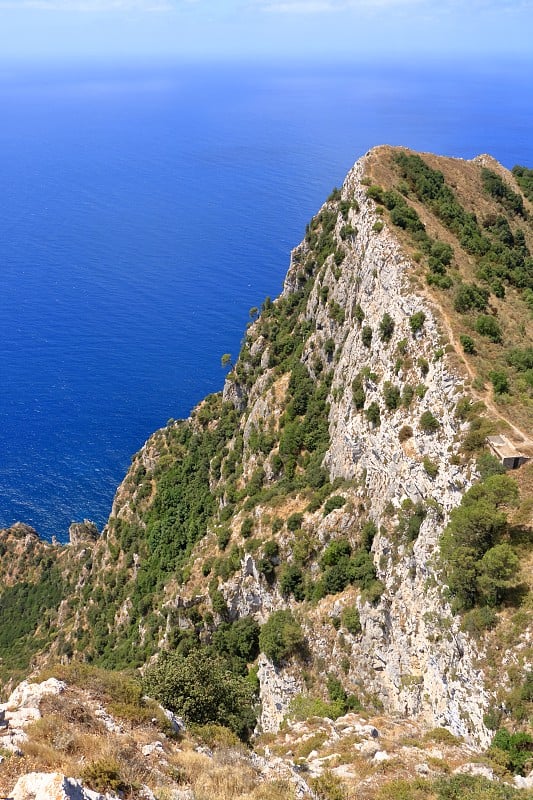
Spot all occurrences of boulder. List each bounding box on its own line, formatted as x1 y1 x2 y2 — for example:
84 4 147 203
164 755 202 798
4 679 66 711
11 772 119 800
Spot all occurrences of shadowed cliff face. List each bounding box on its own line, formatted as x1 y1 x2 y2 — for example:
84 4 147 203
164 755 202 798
0 147 531 750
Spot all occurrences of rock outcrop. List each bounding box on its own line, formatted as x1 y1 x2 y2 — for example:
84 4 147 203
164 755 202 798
11 772 119 800
214 151 493 744
0 679 66 753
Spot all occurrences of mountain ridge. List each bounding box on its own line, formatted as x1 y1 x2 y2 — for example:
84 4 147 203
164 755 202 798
0 145 532 797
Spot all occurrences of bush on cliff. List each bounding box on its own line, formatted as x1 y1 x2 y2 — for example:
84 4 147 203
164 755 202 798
142 647 257 740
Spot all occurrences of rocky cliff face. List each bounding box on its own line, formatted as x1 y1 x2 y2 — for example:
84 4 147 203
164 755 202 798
215 150 493 743
1 146 531 763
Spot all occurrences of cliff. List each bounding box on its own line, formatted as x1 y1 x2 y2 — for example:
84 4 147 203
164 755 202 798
0 146 532 798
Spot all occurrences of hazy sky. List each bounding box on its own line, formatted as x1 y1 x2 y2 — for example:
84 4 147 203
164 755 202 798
0 0 531 62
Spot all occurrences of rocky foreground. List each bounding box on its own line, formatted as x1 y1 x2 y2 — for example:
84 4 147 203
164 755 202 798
1 675 532 799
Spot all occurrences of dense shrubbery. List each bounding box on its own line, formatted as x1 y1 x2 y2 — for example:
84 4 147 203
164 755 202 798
475 314 503 343
279 564 305 601
259 609 305 665
142 647 257 739
454 283 489 313
419 410 440 433
482 168 525 217
341 606 361 635
489 727 533 775
0 560 65 675
394 152 533 296
311 537 382 602
441 473 520 611
377 774 532 800
512 164 533 202
379 312 395 342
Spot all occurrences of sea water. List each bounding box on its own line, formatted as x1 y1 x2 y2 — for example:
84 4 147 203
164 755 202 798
0 58 532 540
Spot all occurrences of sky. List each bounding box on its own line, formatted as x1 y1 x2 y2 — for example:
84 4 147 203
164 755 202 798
0 0 532 63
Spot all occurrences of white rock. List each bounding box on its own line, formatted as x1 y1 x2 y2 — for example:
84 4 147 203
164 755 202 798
454 762 495 780
93 707 122 734
4 679 66 711
162 708 186 733
358 740 380 758
11 772 119 800
373 750 391 763
514 773 533 790
141 741 165 757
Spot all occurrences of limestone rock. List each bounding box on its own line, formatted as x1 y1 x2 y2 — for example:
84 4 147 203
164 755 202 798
514 771 533 790
453 762 495 780
141 741 165 757
0 679 67 752
11 772 118 800
257 656 304 733
4 678 66 711
161 708 186 734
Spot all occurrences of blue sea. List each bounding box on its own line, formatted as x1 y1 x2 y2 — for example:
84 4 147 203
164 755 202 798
0 58 532 541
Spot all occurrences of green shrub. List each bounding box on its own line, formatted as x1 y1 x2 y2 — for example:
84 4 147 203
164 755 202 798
461 606 497 635
323 495 346 516
311 770 347 800
477 543 519 606
506 346 533 372
460 334 476 354
379 312 395 342
341 606 361 635
212 617 260 665
398 502 427 541
482 168 525 216
419 410 440 433
349 551 378 591
202 557 214 577
401 384 415 407
454 283 489 313
360 520 377 551
287 512 303 531
352 374 366 410
409 311 426 334
365 402 381 426
418 356 429 376
279 565 305 601
81 759 129 795
423 457 439 478
489 370 510 394
321 539 352 567
143 648 256 739
353 303 364 323
240 517 254 538
490 728 533 775
383 381 401 411
259 610 305 665
475 315 503 343
477 452 506 480
361 325 373 347
289 694 344 723
217 527 231 551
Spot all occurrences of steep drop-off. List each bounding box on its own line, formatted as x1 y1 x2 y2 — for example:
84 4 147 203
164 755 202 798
1 148 532 764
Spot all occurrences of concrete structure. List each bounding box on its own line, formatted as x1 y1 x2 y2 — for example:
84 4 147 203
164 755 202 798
486 435 531 470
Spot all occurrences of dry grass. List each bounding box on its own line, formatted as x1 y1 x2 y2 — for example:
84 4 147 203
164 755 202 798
167 747 299 800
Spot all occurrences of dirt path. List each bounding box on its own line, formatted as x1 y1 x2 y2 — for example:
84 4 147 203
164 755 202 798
422 291 533 450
